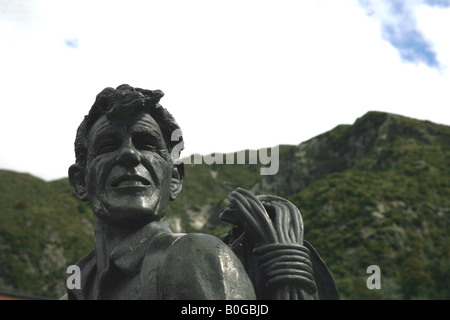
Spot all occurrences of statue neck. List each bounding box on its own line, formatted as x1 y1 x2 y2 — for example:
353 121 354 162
93 217 142 276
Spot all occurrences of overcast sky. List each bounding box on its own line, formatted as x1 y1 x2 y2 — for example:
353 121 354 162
1 0 449 181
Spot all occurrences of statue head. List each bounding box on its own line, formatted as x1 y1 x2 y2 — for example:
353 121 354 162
69 84 184 228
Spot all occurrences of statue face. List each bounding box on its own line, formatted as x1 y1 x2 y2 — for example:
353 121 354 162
83 111 174 227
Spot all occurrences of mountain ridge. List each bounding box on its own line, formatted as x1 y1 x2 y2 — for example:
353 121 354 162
0 110 448 299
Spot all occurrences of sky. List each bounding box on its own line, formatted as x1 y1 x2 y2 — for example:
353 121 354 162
0 0 449 181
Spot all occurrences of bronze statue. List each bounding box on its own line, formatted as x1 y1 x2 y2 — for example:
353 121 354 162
62 84 338 300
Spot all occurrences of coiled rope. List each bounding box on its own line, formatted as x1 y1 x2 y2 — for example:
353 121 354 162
220 188 318 300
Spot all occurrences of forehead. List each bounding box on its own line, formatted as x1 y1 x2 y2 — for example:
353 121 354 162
88 112 163 141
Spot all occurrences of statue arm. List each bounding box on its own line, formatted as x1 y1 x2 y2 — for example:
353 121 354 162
161 233 256 300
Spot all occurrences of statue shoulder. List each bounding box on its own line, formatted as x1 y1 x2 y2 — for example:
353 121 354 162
161 232 256 299
166 232 248 275
172 232 232 255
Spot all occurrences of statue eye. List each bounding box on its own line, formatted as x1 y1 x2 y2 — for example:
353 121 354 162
96 139 120 155
100 142 119 153
88 138 120 161
133 133 159 151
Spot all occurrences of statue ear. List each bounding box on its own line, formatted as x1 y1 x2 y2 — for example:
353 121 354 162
68 164 89 202
170 164 183 201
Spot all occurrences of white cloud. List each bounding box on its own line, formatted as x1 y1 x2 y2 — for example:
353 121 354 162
357 0 450 68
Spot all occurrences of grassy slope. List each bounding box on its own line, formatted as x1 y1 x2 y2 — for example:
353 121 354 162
290 113 450 299
0 111 448 299
0 171 94 297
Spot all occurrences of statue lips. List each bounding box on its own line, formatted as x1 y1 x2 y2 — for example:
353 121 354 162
110 174 151 192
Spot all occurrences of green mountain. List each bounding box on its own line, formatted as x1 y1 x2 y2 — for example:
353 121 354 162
0 111 448 299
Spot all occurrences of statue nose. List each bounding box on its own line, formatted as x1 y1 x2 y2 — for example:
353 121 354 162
116 140 141 167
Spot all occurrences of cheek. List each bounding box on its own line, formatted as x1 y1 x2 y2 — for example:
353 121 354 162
144 155 172 183
160 163 173 187
85 156 115 192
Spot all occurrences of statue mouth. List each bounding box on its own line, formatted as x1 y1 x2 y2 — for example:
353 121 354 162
110 174 151 188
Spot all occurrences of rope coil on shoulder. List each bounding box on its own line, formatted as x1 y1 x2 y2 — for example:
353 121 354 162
253 243 317 295
220 188 319 299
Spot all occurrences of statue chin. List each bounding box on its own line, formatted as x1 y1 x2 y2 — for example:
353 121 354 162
90 196 161 229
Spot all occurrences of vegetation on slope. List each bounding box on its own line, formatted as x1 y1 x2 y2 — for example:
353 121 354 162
0 111 448 299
